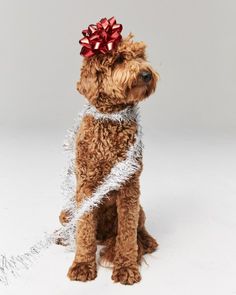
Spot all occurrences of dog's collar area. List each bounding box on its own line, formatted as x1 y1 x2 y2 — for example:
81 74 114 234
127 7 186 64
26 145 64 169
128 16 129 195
83 103 138 122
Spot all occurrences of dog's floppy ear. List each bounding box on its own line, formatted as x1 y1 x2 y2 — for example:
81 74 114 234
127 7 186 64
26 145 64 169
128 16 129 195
77 58 99 102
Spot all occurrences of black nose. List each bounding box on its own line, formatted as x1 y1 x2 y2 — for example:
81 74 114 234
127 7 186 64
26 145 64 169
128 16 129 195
140 71 152 82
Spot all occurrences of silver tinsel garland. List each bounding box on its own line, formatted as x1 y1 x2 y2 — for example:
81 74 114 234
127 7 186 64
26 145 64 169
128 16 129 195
0 103 143 285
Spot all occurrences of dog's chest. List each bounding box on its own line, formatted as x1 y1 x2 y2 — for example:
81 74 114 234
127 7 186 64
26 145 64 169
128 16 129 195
75 115 137 182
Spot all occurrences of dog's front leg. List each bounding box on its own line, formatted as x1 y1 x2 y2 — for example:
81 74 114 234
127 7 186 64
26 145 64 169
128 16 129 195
112 175 141 285
67 186 97 282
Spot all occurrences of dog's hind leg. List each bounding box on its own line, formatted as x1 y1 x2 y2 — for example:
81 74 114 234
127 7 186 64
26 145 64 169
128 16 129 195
137 206 158 262
99 237 116 268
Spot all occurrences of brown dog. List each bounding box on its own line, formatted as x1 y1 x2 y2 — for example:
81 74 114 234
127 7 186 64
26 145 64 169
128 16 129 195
60 33 159 285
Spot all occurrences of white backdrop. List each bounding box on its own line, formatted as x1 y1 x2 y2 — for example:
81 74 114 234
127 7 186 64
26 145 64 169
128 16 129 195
0 1 236 294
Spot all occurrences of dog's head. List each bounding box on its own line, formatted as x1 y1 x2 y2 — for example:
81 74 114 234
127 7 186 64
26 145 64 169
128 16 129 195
77 34 159 112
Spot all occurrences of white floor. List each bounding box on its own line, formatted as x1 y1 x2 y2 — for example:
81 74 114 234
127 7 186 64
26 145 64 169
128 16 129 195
0 127 236 295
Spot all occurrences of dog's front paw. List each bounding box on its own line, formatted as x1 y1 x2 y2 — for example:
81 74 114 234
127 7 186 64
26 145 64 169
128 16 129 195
67 261 97 282
112 264 141 285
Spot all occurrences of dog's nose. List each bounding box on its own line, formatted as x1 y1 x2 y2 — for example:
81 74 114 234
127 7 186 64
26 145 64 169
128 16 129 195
140 71 152 83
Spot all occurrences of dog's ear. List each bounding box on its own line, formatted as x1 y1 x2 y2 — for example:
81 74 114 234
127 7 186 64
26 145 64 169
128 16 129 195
77 59 99 102
134 41 147 59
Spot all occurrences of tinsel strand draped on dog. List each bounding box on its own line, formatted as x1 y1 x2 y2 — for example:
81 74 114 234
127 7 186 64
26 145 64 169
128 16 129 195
0 103 143 285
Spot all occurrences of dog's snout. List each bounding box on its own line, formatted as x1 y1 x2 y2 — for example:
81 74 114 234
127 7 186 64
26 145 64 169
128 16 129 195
140 71 152 83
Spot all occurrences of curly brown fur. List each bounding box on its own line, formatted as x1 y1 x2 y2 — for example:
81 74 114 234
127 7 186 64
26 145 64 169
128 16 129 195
63 34 159 285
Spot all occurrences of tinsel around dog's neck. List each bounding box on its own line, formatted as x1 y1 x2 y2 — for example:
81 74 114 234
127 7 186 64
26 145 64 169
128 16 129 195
82 102 138 122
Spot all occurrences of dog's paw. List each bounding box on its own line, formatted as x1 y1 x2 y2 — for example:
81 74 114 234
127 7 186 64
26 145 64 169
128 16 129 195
67 261 97 282
112 264 141 285
141 235 158 254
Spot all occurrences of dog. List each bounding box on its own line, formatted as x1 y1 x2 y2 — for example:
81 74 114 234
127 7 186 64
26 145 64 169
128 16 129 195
59 21 159 285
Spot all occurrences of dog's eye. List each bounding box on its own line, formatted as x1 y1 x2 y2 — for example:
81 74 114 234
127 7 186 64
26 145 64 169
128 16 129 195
115 54 125 65
137 53 145 59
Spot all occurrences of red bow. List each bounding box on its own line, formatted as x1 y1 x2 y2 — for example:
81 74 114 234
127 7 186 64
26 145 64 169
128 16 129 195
79 17 123 57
